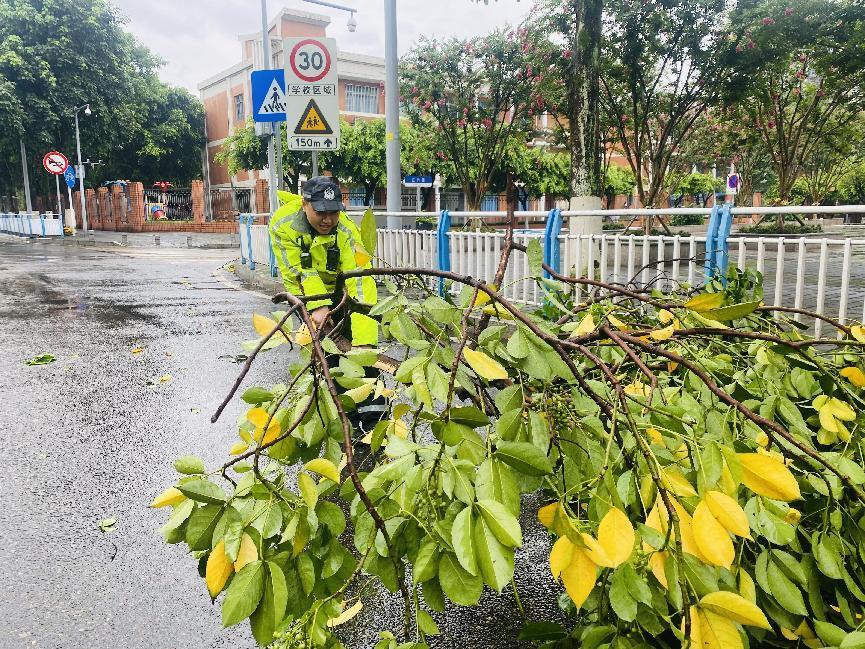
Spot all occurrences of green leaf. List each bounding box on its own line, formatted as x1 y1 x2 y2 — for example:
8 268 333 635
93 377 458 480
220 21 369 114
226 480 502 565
297 553 315 595
517 622 567 642
298 472 319 509
422 577 446 612
24 353 57 366
700 300 761 322
417 610 440 636
241 387 274 404
526 238 543 276
98 518 116 533
413 538 439 583
476 499 522 548
494 441 552 476
609 568 638 622
438 553 483 606
449 406 490 428
813 534 844 580
451 506 477 575
250 561 288 646
842 632 865 649
473 516 514 592
221 560 265 628
507 328 530 359
177 479 226 505
476 459 520 516
316 501 346 537
174 455 205 475
215 506 244 562
185 504 223 551
767 558 808 615
361 208 377 257
814 621 847 647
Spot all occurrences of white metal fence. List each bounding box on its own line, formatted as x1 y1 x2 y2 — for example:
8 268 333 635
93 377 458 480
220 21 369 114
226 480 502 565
239 206 865 333
0 212 64 237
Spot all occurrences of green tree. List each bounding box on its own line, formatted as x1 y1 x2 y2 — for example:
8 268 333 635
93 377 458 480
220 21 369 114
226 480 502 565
839 160 865 205
0 0 204 195
599 0 744 217
602 164 636 208
400 30 544 210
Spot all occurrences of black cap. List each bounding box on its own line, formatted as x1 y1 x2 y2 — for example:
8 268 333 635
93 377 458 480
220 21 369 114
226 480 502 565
302 176 345 213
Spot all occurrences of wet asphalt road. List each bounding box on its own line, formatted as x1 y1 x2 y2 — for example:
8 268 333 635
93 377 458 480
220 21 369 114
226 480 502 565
0 237 559 649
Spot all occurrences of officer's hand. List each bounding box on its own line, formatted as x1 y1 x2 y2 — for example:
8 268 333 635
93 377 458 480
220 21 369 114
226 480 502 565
311 306 331 330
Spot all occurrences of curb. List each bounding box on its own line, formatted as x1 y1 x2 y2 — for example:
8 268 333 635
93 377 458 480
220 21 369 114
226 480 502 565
233 262 284 293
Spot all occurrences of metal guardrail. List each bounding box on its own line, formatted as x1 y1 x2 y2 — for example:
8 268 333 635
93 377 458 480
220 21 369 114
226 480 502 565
239 206 865 329
0 212 65 237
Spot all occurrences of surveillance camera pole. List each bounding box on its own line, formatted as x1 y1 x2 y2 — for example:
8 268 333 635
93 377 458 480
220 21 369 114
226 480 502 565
261 0 279 214
73 103 90 233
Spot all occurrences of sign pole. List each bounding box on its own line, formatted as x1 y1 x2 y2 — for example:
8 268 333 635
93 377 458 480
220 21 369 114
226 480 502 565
20 138 33 213
384 0 401 227
55 173 62 217
260 0 279 215
311 151 319 177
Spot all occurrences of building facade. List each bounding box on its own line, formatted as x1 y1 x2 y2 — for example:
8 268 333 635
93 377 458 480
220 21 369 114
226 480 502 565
198 7 386 191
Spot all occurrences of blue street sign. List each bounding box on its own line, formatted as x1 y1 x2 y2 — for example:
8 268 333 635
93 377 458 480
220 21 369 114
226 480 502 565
403 175 434 187
251 70 287 122
64 165 76 188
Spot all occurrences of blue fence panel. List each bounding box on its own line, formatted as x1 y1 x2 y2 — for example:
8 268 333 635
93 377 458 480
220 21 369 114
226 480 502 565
436 210 451 297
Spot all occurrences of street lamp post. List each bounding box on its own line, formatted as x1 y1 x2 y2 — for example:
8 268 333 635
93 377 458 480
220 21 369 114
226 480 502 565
260 0 279 214
383 0 401 227
73 103 91 233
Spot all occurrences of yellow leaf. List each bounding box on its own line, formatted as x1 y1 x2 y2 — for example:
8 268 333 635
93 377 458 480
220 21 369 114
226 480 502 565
560 546 596 609
596 506 635 567
472 284 497 307
658 309 674 324
704 491 751 538
234 533 258 571
482 303 513 320
738 568 757 604
650 323 675 341
685 292 725 312
624 381 650 397
648 551 668 588
646 427 664 445
661 467 697 497
389 418 409 439
305 458 341 484
247 407 269 428
150 487 186 508
851 325 865 343
131 347 144 355
295 324 313 346
581 532 613 568
720 463 738 496
700 591 771 629
206 540 234 598
253 312 281 338
793 620 822 649
812 394 830 410
687 605 702 649
239 428 253 444
607 314 629 330
327 600 363 628
784 508 801 524
699 609 743 649
654 498 707 562
827 397 856 422
344 382 375 404
259 420 281 445
780 627 798 641
463 347 509 381
693 501 734 569
738 453 801 501
755 431 769 448
667 361 679 372
229 441 249 455
374 381 395 400
841 366 865 388
393 403 411 420
354 248 372 266
159 374 172 383
538 502 560 530
550 536 575 579
573 313 596 337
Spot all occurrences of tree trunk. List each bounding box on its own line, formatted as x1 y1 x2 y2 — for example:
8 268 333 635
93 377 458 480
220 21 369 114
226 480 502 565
565 0 604 257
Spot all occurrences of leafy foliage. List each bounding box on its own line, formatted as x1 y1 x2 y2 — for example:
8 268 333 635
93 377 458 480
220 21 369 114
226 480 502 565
156 224 865 648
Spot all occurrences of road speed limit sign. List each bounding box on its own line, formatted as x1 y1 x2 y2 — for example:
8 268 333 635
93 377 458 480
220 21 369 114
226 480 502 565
284 37 340 151
289 39 332 82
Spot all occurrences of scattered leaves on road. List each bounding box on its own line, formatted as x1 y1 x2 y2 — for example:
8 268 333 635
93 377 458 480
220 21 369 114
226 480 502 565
98 518 116 533
24 354 56 366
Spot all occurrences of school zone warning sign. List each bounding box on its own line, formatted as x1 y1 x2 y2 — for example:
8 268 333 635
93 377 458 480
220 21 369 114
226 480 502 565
294 99 333 135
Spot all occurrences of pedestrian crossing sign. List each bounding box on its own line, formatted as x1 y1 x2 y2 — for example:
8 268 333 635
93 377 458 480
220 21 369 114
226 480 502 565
294 99 333 135
251 69 287 123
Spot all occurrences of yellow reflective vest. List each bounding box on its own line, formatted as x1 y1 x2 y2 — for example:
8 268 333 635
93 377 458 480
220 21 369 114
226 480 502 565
269 191 379 346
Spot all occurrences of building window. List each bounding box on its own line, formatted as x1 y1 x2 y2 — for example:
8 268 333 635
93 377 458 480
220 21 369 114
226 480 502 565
234 94 245 122
345 84 379 114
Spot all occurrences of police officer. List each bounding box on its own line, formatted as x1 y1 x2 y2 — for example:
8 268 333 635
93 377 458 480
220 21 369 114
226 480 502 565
269 176 386 430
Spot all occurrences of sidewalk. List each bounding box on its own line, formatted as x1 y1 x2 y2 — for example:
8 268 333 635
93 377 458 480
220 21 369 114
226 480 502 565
2 229 239 249
233 259 284 293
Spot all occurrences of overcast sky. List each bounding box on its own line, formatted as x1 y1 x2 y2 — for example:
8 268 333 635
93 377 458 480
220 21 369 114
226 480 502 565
111 1 532 93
